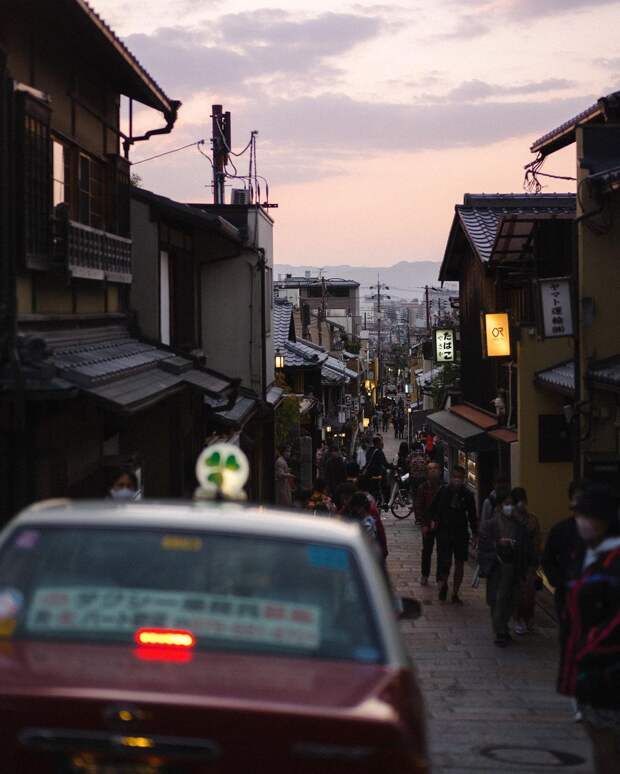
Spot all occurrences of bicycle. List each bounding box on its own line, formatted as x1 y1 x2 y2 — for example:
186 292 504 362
387 470 415 520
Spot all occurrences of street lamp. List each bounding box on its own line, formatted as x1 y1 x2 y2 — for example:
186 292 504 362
275 349 285 370
363 417 370 428
326 425 332 433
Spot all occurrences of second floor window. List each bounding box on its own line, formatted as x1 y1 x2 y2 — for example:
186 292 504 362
79 153 104 230
52 140 70 208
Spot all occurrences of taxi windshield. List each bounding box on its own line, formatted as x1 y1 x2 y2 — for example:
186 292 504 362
0 526 384 664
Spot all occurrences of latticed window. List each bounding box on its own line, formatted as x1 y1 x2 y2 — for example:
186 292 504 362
23 109 51 263
79 153 104 230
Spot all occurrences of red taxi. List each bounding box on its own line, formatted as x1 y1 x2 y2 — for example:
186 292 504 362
0 500 429 773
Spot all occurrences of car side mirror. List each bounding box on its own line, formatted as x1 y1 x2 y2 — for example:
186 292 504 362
398 596 422 621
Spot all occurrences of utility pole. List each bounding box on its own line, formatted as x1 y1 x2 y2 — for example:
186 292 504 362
211 104 231 205
425 285 431 332
371 275 390 402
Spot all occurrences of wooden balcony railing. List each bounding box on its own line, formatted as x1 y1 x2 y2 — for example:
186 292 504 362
53 214 132 283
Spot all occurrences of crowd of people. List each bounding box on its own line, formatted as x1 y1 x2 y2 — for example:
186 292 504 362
276 429 620 772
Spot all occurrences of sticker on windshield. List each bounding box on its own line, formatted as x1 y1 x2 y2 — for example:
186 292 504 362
26 587 321 649
0 589 23 619
307 545 349 571
0 619 16 638
14 530 40 550
161 535 203 552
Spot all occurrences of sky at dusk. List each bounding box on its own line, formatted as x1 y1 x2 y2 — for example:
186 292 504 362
97 0 620 266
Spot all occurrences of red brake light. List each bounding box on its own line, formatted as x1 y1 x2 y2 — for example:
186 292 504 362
134 628 195 649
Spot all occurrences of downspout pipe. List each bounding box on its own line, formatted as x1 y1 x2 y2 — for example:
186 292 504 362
123 100 182 159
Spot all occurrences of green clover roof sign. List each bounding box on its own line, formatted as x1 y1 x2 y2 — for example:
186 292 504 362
195 442 249 499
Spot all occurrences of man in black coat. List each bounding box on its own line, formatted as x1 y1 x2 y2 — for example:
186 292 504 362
428 464 478 604
542 480 587 620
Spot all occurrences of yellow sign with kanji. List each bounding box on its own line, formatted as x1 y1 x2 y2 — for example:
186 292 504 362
484 313 511 357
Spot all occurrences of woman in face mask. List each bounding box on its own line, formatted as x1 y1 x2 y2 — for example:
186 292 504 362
558 483 620 774
478 491 531 647
511 487 542 635
109 471 140 501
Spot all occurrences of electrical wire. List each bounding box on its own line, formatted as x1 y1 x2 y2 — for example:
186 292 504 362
132 139 206 166
197 144 213 165
215 118 253 158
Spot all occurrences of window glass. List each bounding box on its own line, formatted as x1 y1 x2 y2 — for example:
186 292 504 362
0 527 383 664
52 140 66 207
78 154 104 229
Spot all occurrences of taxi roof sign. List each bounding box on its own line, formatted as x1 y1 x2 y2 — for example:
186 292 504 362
195 442 249 500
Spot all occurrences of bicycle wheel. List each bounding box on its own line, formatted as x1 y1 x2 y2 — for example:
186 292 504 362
391 491 414 520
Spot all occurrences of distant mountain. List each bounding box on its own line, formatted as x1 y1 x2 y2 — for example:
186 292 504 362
273 261 455 299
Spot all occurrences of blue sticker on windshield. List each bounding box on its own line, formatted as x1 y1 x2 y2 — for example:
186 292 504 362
307 545 349 571
354 646 380 663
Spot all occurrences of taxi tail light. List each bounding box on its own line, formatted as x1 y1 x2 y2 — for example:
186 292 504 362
134 628 195 649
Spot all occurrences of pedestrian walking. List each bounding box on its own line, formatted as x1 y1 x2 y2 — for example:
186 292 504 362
356 441 367 470
415 462 443 586
511 487 542 635
364 436 391 506
396 441 410 474
274 445 295 507
397 413 406 440
558 483 620 774
480 474 511 528
428 464 478 605
324 444 347 500
542 479 587 621
315 441 328 480
479 490 535 647
382 411 389 432
409 444 428 515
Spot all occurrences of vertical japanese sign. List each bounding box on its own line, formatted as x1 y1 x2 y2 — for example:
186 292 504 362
539 278 573 338
483 313 511 357
434 328 455 363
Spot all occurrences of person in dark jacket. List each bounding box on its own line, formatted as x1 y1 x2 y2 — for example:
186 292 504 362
542 480 587 620
558 483 620 774
324 445 347 500
479 490 534 646
364 436 391 504
428 464 478 605
415 462 443 586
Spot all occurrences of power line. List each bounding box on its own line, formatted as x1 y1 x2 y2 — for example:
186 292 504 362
132 139 206 166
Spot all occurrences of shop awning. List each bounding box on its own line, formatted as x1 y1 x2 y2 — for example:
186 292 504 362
427 410 495 452
450 404 498 430
488 428 518 444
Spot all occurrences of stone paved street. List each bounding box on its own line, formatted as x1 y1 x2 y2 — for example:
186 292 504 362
381 434 592 774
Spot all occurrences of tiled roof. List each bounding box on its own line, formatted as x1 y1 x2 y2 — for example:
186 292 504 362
530 92 620 156
273 299 295 350
416 366 443 389
535 360 575 396
36 325 237 411
589 356 620 390
72 0 176 114
456 195 576 263
283 339 327 368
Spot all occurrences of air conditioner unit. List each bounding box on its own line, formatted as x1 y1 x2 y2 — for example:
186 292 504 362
231 188 251 205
